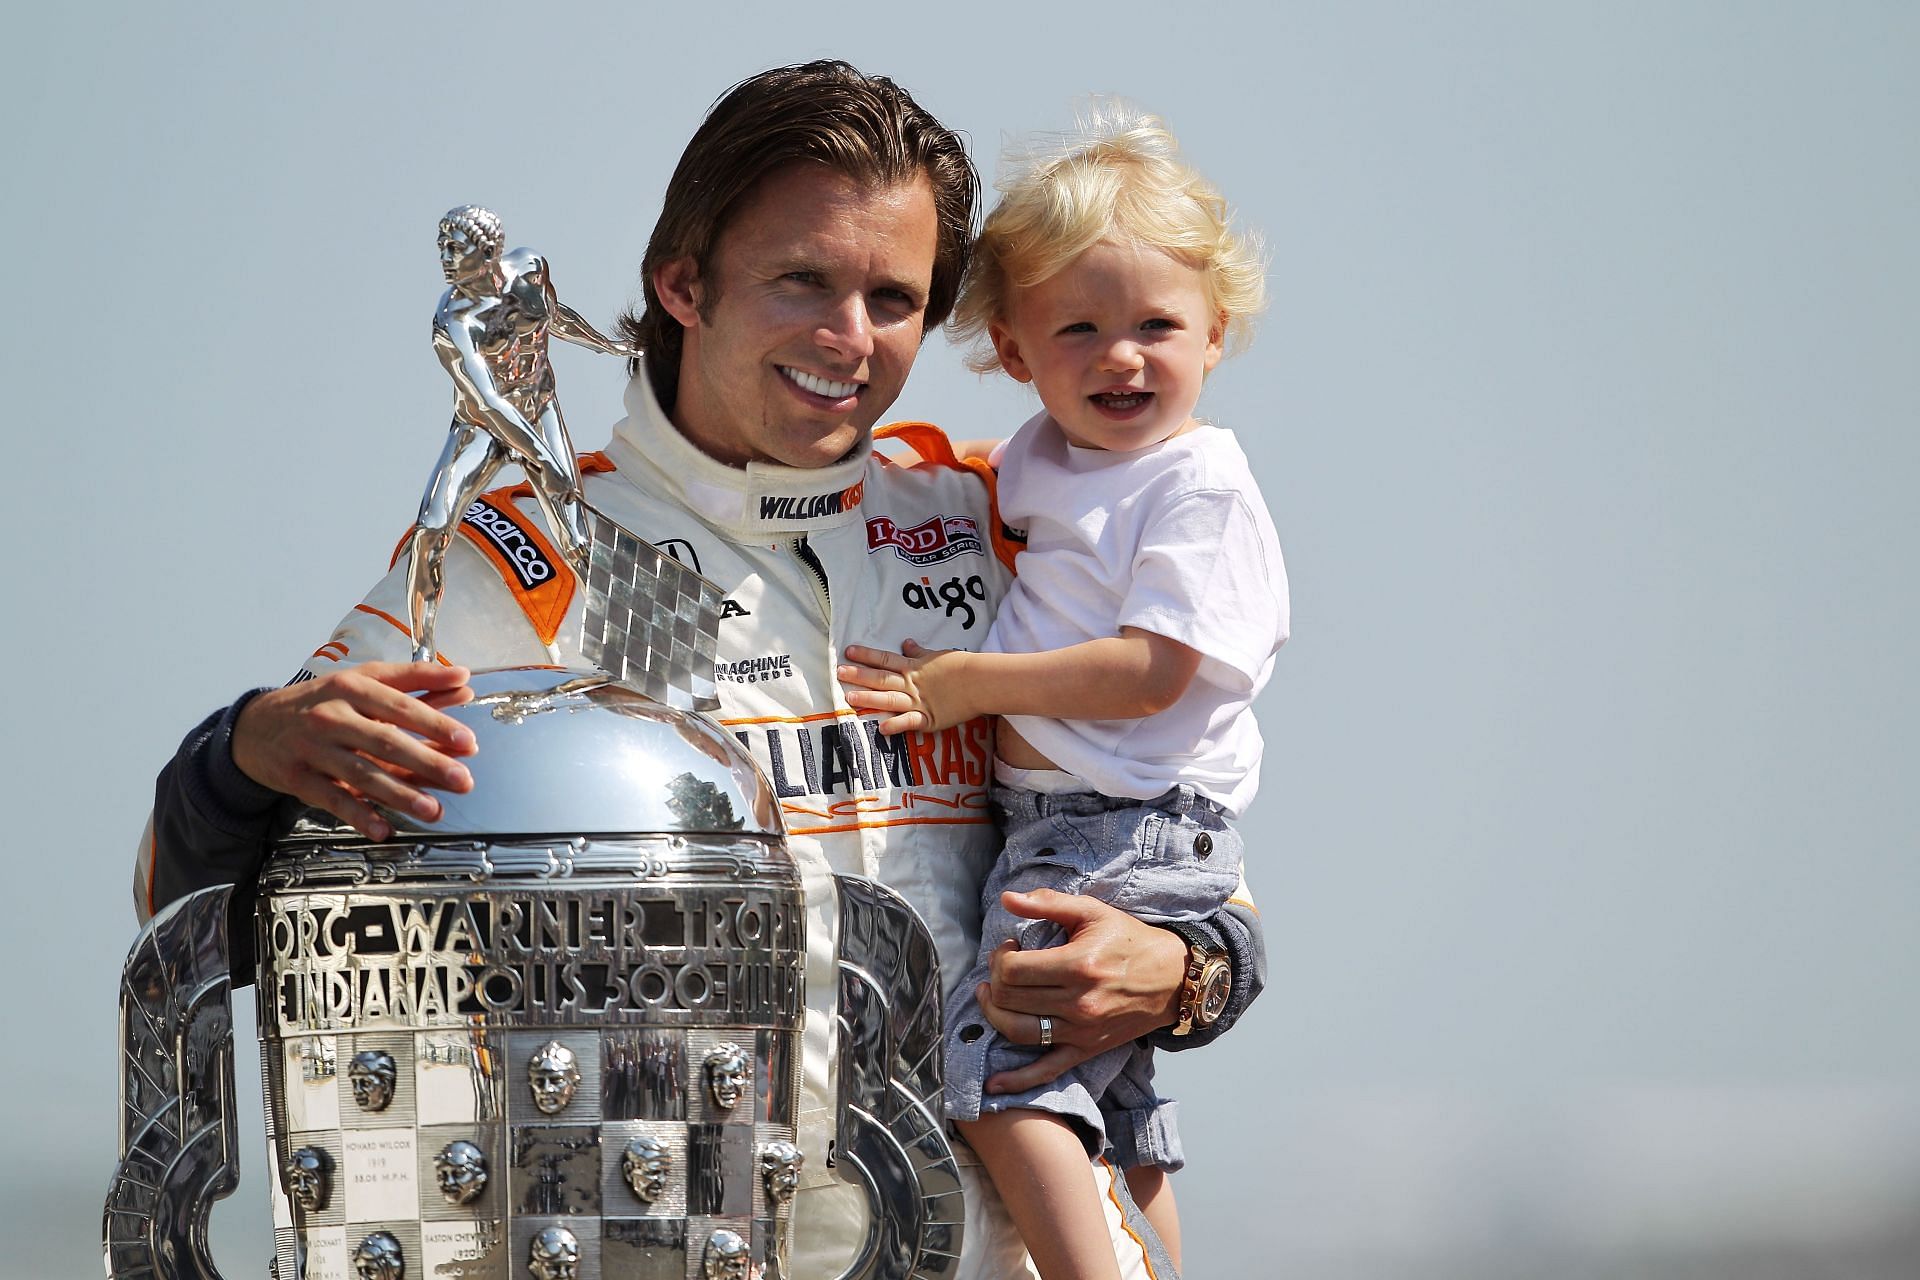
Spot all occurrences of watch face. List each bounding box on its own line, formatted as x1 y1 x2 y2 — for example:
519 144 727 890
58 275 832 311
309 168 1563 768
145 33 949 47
1198 962 1232 1023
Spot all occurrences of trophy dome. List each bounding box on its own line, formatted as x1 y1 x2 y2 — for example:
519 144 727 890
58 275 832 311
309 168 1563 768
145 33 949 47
280 667 780 842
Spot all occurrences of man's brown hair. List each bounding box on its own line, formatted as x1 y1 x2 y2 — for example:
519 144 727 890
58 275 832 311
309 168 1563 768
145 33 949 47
621 61 977 409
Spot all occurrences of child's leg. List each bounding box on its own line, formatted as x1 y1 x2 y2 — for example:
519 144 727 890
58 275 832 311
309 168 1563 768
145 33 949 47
960 1110 1123 1280
1121 1165 1180 1271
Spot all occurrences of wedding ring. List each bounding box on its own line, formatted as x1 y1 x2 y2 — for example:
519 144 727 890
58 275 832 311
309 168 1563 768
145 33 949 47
1038 1015 1054 1048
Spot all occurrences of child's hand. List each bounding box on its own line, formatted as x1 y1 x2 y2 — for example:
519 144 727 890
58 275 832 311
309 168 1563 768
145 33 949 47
838 640 972 735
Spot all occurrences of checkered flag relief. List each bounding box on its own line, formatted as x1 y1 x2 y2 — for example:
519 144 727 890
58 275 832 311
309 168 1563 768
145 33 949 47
580 508 722 713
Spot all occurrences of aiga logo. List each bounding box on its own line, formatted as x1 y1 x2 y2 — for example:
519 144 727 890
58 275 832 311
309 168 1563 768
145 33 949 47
759 480 864 523
461 500 553 589
901 574 988 631
866 514 983 566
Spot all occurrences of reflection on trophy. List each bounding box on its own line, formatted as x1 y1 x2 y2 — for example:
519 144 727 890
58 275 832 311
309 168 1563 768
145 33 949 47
105 212 964 1280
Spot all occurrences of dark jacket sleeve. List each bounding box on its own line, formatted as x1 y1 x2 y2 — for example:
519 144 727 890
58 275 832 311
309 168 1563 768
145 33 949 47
144 688 283 978
1147 897 1267 1052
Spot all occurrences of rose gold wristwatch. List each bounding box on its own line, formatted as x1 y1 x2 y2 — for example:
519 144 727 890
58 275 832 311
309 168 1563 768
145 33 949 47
1164 922 1232 1037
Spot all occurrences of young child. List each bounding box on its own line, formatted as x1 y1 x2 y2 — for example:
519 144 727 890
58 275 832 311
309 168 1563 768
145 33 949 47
840 105 1288 1280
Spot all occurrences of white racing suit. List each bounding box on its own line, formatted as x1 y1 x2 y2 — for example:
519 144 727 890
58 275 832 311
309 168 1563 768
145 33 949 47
139 374 1259 1278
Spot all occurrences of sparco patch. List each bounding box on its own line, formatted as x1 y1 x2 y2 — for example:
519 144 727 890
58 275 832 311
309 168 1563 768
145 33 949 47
759 480 864 522
461 498 554 589
865 514 984 566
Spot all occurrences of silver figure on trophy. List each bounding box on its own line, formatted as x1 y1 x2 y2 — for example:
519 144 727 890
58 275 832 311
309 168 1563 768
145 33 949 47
409 206 724 707
105 209 963 1280
406 205 635 663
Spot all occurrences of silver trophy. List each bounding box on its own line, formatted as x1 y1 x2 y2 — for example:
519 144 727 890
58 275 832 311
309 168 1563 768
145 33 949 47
106 217 963 1280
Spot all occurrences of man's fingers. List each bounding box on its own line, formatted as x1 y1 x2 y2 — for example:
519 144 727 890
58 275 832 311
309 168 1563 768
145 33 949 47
320 748 446 821
354 660 474 693
342 662 478 753
986 933 1081 994
878 712 927 736
283 770 394 843
322 714 474 793
975 967 1069 1020
418 685 476 712
344 679 478 755
977 980 1050 1035
984 1046 1086 1095
999 887 1105 929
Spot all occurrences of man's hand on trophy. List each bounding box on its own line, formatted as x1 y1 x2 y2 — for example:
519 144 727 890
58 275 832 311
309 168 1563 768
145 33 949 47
232 662 478 841
977 889 1187 1095
838 640 976 734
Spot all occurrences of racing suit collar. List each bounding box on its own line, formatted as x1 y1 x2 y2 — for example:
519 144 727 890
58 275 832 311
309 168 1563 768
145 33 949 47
606 374 871 540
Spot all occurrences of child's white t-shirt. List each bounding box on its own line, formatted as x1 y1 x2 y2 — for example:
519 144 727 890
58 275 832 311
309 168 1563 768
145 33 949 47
986 413 1289 816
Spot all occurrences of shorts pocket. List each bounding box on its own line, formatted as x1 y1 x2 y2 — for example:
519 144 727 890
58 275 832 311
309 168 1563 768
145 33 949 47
1112 810 1243 921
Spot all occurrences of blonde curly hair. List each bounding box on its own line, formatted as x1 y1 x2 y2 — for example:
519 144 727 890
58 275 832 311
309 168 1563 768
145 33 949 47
950 100 1266 375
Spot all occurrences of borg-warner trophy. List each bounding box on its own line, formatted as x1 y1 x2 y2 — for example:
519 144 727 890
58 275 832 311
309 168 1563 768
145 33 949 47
105 210 964 1280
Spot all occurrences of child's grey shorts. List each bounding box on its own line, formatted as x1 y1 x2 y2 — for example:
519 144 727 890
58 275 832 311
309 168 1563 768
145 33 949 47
942 778 1244 1171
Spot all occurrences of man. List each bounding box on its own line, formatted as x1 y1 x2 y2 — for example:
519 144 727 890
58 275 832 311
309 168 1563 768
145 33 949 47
407 203 634 660
139 61 1264 1278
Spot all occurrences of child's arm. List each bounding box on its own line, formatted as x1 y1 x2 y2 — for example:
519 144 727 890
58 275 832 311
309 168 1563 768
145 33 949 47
839 628 1201 735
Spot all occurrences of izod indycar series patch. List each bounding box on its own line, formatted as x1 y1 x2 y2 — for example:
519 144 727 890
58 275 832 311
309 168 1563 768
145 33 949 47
865 513 985 565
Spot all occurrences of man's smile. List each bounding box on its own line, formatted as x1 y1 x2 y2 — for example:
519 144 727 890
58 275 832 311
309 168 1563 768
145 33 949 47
780 365 865 403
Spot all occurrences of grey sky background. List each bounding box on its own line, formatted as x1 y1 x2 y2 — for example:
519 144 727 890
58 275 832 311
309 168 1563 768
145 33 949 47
5 4 1916 1277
